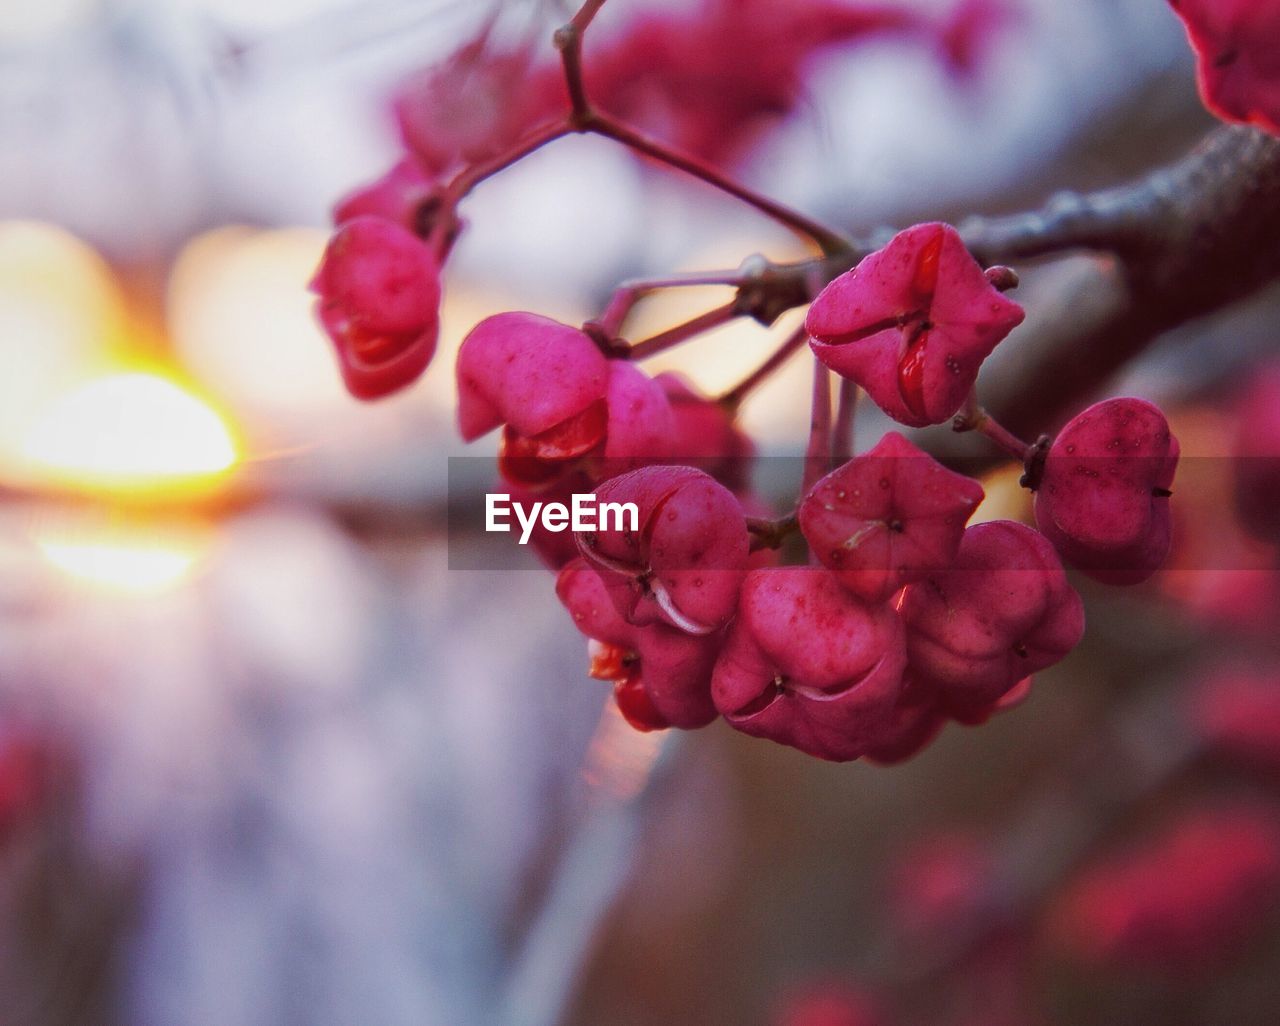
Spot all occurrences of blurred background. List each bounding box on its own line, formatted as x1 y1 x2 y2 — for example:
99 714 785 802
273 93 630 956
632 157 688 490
2 0 1279 1023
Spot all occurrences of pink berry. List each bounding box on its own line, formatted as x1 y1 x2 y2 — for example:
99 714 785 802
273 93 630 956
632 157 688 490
1189 665 1280 773
332 158 437 233
1167 0 1280 136
1233 362 1280 539
309 216 441 400
1034 397 1179 585
771 980 887 1026
806 222 1024 427
557 558 718 729
0 730 55 846
1051 803 1280 973
900 521 1084 712
496 360 676 490
456 313 608 443
577 466 749 635
655 372 755 492
799 431 984 604
711 567 908 762
496 471 596 570
862 683 947 766
590 361 677 475
889 831 995 939
394 47 538 172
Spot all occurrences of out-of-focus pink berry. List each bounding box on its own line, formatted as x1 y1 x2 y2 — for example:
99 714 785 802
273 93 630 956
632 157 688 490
0 731 54 846
901 521 1084 713
771 979 888 1026
557 558 719 729
1233 363 1280 539
394 47 540 172
578 466 748 635
655 372 755 492
1051 803 1280 973
332 158 437 233
1167 0 1280 136
310 216 441 400
1034 398 1179 585
889 831 995 939
806 223 1024 427
1189 665 1280 773
800 431 984 603
456 313 608 442
712 567 907 761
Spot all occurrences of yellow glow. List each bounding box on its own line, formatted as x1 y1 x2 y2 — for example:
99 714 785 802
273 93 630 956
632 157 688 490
21 371 238 496
38 538 198 594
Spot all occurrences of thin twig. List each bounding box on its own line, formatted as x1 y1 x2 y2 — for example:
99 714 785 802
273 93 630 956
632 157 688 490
585 116 851 255
802 360 833 497
622 302 740 360
832 379 859 464
719 325 810 408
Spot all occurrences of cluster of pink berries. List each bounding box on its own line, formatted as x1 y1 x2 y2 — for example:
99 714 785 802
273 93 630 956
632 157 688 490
445 223 1176 762
307 4 1191 764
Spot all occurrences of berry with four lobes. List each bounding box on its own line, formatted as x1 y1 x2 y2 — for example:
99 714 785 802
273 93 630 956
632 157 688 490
1051 803 1280 973
497 359 676 488
556 558 719 730
1233 362 1280 539
711 567 908 762
310 216 441 400
805 222 1024 427
1034 397 1179 585
332 158 438 233
900 520 1084 714
1167 0 1280 136
799 431 984 604
656 372 755 493
497 471 596 570
861 680 947 766
456 313 608 443
577 466 749 636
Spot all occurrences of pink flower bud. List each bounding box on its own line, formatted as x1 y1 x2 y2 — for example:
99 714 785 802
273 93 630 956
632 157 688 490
578 466 748 635
806 223 1024 427
456 313 609 442
800 431 984 603
901 521 1084 710
1051 803 1280 973
1167 0 1280 136
655 372 755 492
1233 362 1280 539
309 216 441 400
557 559 718 729
712 567 908 762
1034 398 1179 585
332 158 437 232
